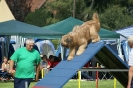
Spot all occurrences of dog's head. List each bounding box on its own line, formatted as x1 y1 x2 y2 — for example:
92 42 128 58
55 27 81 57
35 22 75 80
61 33 73 48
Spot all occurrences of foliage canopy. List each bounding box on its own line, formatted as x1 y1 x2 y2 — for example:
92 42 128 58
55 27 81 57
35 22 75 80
24 0 133 30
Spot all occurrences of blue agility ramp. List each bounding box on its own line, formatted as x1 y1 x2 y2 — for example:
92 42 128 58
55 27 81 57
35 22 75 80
33 41 129 88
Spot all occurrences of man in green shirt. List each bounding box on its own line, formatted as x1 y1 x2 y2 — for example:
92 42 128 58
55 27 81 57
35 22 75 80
9 38 41 88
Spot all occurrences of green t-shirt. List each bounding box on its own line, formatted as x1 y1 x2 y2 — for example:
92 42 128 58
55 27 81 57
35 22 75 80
10 47 41 78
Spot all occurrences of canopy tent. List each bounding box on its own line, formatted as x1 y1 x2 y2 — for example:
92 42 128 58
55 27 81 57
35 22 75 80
0 20 64 38
43 17 120 39
0 20 64 58
43 17 83 34
99 28 120 39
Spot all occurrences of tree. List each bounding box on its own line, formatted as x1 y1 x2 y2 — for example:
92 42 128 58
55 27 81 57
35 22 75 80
24 7 53 27
24 0 133 30
6 0 32 21
99 5 133 30
46 0 73 20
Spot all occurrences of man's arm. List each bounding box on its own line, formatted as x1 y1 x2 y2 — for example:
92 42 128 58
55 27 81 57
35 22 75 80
36 64 40 81
9 60 15 73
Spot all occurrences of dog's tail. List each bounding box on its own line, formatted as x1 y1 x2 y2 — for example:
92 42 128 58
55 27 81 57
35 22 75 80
92 13 99 22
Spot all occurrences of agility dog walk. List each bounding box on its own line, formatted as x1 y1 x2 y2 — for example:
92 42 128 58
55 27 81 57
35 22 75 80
33 42 129 88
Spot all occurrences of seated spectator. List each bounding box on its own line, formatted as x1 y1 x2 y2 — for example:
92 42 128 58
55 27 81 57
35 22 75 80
40 55 51 75
53 53 62 67
0 56 9 80
49 55 55 68
1 56 9 72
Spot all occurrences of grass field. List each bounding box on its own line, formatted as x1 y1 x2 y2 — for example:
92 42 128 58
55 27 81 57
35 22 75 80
0 79 124 88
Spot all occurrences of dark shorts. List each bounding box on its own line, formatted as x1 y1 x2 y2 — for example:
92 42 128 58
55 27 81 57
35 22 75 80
14 77 33 88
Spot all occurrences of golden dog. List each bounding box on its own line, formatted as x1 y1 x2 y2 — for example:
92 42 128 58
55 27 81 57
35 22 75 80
61 13 100 60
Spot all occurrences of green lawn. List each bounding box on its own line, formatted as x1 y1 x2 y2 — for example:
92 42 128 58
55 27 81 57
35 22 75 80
0 79 124 88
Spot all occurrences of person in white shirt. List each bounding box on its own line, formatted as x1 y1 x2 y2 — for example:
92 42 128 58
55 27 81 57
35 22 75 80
127 36 133 88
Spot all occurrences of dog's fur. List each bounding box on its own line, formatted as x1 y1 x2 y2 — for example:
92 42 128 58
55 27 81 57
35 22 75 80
61 13 100 60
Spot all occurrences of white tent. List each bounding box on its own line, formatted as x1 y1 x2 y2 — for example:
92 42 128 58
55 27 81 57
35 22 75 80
116 26 133 38
35 40 55 58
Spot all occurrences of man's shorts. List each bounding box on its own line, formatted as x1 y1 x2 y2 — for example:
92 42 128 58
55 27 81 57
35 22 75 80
14 77 33 88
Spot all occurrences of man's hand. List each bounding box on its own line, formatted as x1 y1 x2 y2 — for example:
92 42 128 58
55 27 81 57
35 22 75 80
35 64 40 82
9 60 15 74
127 85 130 88
35 76 39 82
9 69 15 74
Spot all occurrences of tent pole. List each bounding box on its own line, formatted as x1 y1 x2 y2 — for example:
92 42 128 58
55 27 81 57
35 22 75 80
1 37 4 60
5 36 11 58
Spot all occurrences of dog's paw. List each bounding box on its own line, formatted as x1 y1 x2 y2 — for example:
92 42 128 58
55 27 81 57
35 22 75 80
92 37 100 43
92 39 99 43
76 50 84 55
67 56 73 61
92 40 97 43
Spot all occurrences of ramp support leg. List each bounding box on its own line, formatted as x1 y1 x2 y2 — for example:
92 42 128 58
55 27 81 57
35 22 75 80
41 68 44 78
114 78 116 88
78 71 81 88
